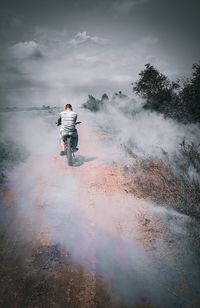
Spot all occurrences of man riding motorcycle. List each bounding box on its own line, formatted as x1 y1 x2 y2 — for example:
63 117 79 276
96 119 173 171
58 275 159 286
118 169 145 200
57 104 78 156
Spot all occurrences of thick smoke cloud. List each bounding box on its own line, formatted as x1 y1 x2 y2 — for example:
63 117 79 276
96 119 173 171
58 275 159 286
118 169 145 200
87 97 200 159
2 113 199 306
2 106 199 306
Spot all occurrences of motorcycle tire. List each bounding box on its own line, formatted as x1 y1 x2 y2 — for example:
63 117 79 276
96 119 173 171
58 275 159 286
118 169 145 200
66 137 72 166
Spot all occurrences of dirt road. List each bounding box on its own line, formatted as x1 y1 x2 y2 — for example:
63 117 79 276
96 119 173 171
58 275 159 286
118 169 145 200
0 111 200 307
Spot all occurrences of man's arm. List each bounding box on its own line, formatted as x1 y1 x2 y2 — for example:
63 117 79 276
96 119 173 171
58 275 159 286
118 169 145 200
56 116 61 126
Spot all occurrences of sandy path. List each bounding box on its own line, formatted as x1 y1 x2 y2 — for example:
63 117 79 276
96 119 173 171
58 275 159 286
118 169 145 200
53 112 165 250
0 111 200 307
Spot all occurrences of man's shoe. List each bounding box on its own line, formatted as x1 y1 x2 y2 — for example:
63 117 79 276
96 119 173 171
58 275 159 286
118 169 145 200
74 147 79 152
60 150 65 156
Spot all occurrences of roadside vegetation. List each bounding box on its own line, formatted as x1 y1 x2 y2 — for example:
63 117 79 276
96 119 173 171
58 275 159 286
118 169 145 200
133 63 200 124
82 62 200 219
83 62 200 124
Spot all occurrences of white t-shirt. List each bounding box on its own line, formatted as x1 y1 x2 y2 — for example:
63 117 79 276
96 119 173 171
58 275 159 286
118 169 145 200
59 110 77 132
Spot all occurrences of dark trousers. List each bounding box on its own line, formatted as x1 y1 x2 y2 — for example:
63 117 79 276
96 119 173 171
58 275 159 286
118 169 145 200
60 129 78 149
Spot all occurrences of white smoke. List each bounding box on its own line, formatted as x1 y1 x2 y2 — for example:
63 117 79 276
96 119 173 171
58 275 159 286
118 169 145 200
1 111 57 156
87 97 200 159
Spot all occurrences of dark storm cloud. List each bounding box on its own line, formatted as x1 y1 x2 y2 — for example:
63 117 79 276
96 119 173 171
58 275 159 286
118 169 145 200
1 0 199 55
127 0 200 62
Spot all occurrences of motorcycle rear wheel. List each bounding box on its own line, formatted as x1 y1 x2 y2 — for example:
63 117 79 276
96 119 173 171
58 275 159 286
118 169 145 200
66 137 72 166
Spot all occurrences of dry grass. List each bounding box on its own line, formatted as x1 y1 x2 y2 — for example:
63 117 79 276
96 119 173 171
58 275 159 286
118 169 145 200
124 145 200 219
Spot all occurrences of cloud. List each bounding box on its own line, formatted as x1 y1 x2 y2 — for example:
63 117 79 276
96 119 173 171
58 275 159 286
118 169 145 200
1 28 182 109
69 31 108 46
139 36 159 45
113 0 148 14
10 41 43 59
0 10 26 42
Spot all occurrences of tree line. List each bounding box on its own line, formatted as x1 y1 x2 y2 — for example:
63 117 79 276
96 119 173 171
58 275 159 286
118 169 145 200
83 62 200 124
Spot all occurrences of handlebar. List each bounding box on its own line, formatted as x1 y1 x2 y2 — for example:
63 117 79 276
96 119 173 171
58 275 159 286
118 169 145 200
56 121 82 126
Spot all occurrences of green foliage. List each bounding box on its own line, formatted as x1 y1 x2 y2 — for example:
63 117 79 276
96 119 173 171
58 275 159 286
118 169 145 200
133 62 200 123
133 64 170 99
133 63 179 113
179 63 200 122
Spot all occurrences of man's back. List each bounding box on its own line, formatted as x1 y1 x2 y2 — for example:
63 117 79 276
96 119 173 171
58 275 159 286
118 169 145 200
60 110 77 132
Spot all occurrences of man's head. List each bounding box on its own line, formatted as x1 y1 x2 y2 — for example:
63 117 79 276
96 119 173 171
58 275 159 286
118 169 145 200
65 103 72 111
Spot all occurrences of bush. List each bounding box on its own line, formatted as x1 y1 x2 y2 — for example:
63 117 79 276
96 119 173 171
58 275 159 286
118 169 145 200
82 94 108 112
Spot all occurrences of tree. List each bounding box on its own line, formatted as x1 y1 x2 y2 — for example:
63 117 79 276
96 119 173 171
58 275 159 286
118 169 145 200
133 63 179 112
179 63 200 123
101 93 109 102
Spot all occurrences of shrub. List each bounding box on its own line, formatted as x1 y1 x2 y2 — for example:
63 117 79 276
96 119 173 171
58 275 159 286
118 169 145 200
82 94 108 112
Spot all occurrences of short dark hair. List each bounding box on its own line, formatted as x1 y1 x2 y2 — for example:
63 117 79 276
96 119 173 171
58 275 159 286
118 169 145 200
65 104 72 110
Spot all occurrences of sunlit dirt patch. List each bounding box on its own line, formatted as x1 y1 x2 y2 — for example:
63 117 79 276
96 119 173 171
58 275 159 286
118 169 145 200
65 156 167 253
77 162 128 194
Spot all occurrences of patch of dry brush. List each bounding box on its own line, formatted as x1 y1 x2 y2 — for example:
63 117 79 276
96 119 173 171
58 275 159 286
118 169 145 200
124 144 200 219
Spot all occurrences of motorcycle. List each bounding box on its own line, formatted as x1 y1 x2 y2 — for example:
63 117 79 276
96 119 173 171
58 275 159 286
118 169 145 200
63 122 81 165
57 121 81 166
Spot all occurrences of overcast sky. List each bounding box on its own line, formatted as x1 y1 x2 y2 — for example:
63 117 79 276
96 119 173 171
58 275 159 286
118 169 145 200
0 0 199 107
